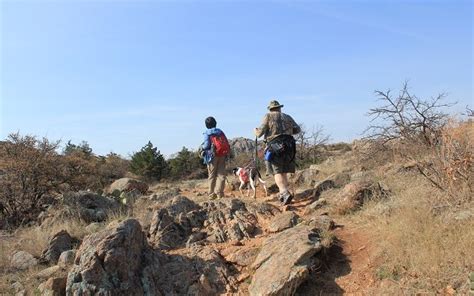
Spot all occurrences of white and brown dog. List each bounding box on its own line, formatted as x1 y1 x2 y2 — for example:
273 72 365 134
232 167 268 199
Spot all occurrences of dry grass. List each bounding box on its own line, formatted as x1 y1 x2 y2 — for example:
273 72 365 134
358 173 474 294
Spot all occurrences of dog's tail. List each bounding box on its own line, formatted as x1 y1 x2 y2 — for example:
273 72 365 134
256 169 266 184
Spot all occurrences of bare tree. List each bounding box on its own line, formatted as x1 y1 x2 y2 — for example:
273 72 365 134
364 82 454 147
295 124 330 166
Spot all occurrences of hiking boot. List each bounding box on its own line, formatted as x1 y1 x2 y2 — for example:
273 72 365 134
278 193 285 203
208 193 218 200
281 191 293 205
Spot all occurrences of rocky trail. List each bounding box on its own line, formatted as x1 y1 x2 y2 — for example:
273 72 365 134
2 161 393 295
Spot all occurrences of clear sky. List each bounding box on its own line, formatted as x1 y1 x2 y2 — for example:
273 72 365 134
1 0 472 157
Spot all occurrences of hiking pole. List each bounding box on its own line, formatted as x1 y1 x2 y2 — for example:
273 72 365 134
255 136 259 169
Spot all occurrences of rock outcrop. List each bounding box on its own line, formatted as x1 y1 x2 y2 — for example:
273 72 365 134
229 137 256 155
62 191 120 223
148 196 279 249
249 225 323 296
40 230 73 264
66 218 237 295
66 219 153 295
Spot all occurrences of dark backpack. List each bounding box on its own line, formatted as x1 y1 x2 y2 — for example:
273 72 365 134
267 134 296 165
211 132 230 157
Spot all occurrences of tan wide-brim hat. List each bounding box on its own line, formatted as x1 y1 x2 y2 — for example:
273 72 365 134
267 100 284 110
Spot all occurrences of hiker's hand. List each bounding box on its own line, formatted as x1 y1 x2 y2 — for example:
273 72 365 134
254 128 259 136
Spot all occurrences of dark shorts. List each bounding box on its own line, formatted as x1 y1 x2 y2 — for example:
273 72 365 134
268 159 296 175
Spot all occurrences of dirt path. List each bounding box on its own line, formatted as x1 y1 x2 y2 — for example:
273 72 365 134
180 185 380 295
296 217 378 295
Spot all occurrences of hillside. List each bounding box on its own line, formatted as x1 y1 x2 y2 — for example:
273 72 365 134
0 127 472 295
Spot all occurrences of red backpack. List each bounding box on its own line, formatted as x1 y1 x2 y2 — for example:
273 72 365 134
211 132 230 157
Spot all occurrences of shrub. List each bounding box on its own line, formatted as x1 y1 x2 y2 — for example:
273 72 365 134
295 124 330 168
130 141 167 181
362 83 472 205
97 152 130 186
0 133 65 228
0 134 131 229
167 147 206 180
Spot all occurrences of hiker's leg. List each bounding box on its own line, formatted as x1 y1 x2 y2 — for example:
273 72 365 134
265 160 272 176
208 158 218 195
274 173 289 194
216 156 226 197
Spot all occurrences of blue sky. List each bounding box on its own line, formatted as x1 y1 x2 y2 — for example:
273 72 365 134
1 0 472 157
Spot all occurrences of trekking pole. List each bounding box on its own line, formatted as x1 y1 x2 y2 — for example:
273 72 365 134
255 136 259 168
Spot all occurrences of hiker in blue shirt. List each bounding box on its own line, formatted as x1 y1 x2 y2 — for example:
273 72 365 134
200 117 230 200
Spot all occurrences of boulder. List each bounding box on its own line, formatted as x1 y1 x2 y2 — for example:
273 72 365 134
63 191 120 223
10 251 38 270
314 179 336 197
267 212 299 233
337 180 390 213
148 196 205 249
249 225 322 296
40 230 73 264
36 265 61 279
66 219 155 295
58 250 76 268
224 246 260 267
38 277 67 296
107 178 149 195
304 198 327 214
307 214 334 231
292 168 320 186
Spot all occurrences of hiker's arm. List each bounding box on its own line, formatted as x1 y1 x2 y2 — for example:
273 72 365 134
201 133 211 150
290 116 301 134
254 114 269 138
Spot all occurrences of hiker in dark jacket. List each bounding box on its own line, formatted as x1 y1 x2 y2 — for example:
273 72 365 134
201 116 229 200
254 100 300 205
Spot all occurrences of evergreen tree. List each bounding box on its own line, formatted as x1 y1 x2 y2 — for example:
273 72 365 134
130 141 167 180
167 147 203 178
63 140 93 157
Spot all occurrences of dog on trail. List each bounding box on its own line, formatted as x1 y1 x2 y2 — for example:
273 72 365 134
232 167 268 199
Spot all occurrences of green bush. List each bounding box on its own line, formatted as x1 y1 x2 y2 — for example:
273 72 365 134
130 141 167 181
167 147 206 179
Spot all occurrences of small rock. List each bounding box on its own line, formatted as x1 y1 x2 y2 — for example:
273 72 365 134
85 222 102 233
58 250 76 268
226 247 260 267
307 214 334 231
309 198 327 210
268 212 299 233
186 232 207 248
10 251 38 270
36 265 60 279
12 281 24 292
38 276 67 296
454 210 473 221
